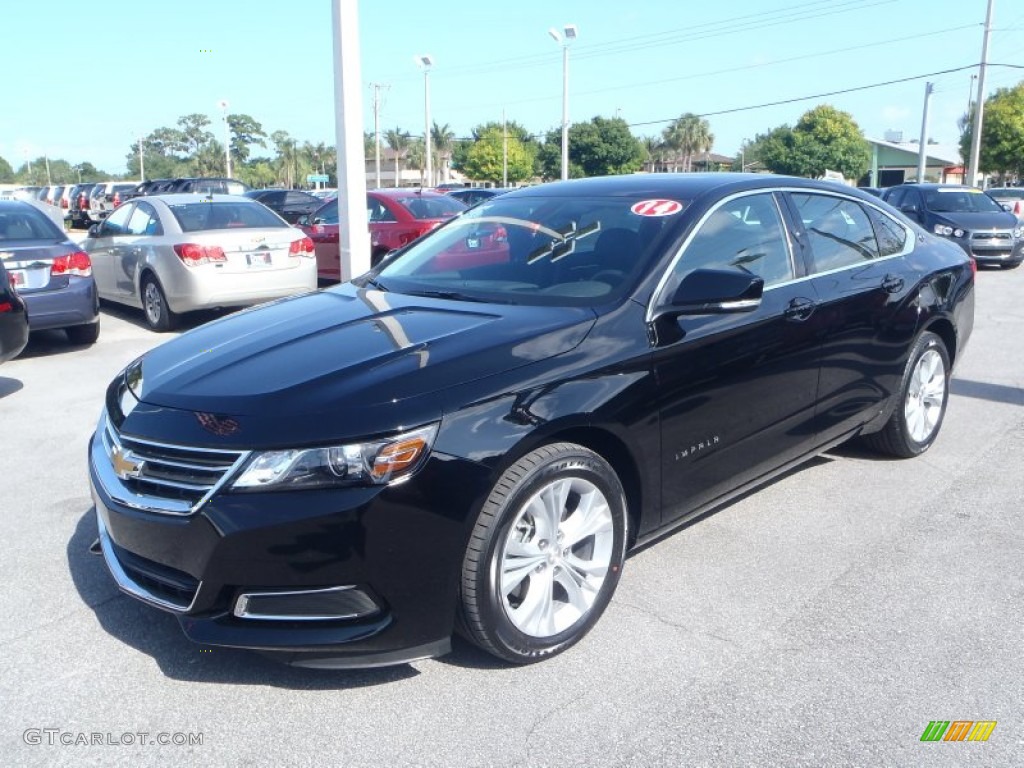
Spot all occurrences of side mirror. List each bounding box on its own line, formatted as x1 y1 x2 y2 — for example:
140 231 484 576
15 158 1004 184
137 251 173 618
88 224 101 237
1001 203 1013 213
312 217 324 226
296 215 309 226
899 204 919 216
661 269 764 318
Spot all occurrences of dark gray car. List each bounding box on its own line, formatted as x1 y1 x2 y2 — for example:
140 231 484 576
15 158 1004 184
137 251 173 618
885 183 1023 268
0 200 100 344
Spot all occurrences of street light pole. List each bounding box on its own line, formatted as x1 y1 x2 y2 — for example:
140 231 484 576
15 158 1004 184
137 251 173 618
549 24 577 181
967 0 994 187
417 55 434 187
219 100 232 179
138 136 145 182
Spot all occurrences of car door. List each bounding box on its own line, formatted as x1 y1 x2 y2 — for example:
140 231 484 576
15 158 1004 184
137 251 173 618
308 202 340 279
784 191 919 444
654 191 823 523
117 201 163 300
87 203 135 299
368 194 401 254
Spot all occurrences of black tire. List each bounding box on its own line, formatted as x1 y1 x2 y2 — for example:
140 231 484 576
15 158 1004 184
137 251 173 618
459 442 628 664
141 275 177 332
862 331 950 458
66 320 100 345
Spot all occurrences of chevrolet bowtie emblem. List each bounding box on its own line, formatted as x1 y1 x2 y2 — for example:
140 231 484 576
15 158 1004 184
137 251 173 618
111 445 144 480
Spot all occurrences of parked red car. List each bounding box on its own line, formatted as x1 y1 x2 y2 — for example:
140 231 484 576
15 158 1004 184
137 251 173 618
300 189 470 281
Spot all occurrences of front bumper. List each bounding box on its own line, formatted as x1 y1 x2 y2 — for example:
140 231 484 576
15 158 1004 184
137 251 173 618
88 426 484 667
950 234 1023 264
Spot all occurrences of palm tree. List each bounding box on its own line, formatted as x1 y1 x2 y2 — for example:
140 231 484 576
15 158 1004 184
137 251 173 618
384 128 411 187
431 122 456 184
642 136 665 173
406 138 426 184
662 114 714 172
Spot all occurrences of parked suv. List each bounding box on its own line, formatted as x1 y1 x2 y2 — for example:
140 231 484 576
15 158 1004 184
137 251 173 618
165 177 250 195
120 179 176 203
886 183 1023 268
87 182 138 223
69 183 97 229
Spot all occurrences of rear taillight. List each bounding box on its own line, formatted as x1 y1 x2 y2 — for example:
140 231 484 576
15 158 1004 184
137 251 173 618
494 225 508 243
79 195 88 210
61 198 69 209
289 236 315 256
51 251 93 277
173 243 227 266
113 192 121 207
1015 201 1022 216
0 302 12 313
969 257 978 276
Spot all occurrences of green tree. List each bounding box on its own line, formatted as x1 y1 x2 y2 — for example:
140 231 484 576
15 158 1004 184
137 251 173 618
384 128 411 187
431 122 456 184
227 114 267 166
271 130 299 188
661 113 714 172
177 113 215 162
959 81 1024 178
756 105 870 180
538 117 645 179
462 126 535 184
0 155 13 182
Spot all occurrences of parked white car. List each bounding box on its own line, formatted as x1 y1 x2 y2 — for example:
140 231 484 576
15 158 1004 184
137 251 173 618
82 194 318 330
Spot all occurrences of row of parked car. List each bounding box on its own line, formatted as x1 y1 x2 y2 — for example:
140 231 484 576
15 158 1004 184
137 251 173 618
861 183 1023 268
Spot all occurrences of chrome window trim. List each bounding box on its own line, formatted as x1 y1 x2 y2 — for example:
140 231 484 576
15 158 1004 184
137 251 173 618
95 512 200 614
233 585 374 621
92 412 251 517
645 186 916 323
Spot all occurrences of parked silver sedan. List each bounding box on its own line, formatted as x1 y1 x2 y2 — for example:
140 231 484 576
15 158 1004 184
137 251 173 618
82 194 318 330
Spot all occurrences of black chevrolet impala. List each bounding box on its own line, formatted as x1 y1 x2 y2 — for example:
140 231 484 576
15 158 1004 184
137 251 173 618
88 174 974 667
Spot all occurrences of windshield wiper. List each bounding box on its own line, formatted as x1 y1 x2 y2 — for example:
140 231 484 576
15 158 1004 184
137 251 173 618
364 277 389 292
405 289 508 304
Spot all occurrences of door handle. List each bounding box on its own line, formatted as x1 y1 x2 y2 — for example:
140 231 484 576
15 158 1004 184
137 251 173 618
783 297 816 322
882 274 904 293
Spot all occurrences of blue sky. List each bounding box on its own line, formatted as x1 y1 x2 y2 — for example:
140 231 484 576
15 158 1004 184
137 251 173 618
3 0 1022 174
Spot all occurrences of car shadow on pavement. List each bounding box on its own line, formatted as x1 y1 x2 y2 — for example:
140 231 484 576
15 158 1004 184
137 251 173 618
950 377 1024 406
0 375 23 399
16 329 98 359
67 509 423 688
98 301 233 334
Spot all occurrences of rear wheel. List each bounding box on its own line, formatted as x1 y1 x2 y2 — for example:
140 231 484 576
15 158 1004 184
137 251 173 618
863 331 949 458
459 443 628 664
142 276 177 332
66 321 100 345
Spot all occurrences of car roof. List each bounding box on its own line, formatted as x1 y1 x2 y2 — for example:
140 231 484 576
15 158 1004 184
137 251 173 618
142 193 257 205
370 188 452 199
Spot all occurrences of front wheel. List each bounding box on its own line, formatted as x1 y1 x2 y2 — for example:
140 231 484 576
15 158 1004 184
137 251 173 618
863 331 950 458
459 443 628 664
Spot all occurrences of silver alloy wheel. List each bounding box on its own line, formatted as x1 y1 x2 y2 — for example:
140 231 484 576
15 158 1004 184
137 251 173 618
903 348 946 443
144 281 163 326
498 476 615 638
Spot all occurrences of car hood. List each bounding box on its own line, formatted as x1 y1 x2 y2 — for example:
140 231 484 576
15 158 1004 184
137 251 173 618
931 211 1017 230
124 283 595 443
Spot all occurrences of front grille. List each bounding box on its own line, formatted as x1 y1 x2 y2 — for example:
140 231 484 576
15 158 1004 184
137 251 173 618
100 416 249 515
111 541 200 608
971 231 1012 241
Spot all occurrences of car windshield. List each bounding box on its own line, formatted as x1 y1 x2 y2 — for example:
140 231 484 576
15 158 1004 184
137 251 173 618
376 194 685 307
168 202 288 232
393 195 466 220
0 206 65 241
926 188 1004 213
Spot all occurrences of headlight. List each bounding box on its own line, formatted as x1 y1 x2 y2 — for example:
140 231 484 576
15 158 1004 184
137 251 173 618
933 224 953 237
231 423 438 491
1014 227 1023 239
952 228 965 238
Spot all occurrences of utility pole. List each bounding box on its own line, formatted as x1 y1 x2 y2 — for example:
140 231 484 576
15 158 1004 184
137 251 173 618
502 108 508 188
369 83 388 189
967 0 994 187
44 155 51 185
138 136 145 182
916 82 933 183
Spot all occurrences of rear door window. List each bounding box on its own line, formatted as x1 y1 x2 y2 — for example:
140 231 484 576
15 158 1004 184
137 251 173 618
791 193 880 272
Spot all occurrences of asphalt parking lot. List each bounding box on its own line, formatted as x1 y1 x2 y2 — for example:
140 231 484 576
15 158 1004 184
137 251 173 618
3 268 1022 767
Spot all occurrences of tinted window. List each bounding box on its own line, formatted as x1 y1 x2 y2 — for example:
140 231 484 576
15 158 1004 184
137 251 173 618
864 206 908 257
367 197 397 223
393 195 465 220
667 192 794 290
0 206 65 240
101 203 134 235
315 202 339 225
886 187 905 208
925 188 1004 213
126 203 162 236
168 202 287 232
286 191 317 205
792 193 879 272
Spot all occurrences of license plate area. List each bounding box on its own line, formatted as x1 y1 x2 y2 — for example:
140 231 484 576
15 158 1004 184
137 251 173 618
245 251 273 267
